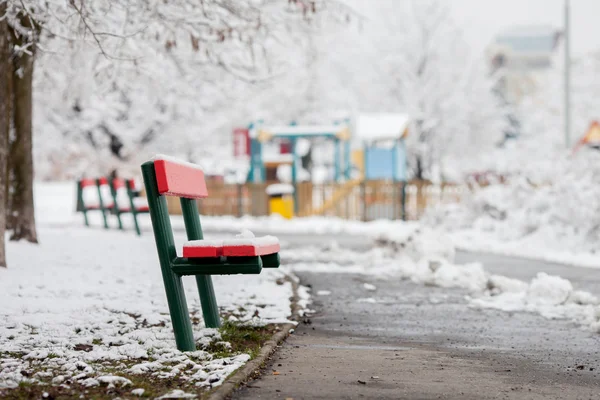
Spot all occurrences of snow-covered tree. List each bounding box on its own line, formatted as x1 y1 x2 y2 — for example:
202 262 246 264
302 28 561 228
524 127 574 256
0 0 357 267
519 51 600 151
355 0 508 181
23 0 359 177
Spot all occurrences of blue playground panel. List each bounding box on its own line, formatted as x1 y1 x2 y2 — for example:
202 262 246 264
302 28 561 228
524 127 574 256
364 146 407 181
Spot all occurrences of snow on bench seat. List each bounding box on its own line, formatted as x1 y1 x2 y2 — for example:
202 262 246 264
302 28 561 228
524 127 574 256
182 239 225 258
183 236 280 258
222 236 280 257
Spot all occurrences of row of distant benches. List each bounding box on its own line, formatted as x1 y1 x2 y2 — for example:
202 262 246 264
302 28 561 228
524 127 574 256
76 177 149 235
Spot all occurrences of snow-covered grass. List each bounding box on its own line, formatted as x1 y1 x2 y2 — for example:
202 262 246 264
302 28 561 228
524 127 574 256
0 225 296 395
1 183 303 397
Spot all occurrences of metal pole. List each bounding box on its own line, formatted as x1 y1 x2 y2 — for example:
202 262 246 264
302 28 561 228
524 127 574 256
564 0 571 148
291 138 299 214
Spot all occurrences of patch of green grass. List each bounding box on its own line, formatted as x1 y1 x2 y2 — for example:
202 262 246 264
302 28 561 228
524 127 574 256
201 321 275 360
0 351 26 359
92 338 103 345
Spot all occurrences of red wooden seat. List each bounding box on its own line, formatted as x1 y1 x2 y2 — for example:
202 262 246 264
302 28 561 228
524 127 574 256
183 236 280 258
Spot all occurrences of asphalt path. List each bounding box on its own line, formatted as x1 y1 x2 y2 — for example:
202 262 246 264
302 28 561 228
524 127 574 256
228 232 600 400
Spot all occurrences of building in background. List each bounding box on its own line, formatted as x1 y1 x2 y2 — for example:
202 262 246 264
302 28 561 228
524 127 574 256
488 25 562 104
487 25 562 142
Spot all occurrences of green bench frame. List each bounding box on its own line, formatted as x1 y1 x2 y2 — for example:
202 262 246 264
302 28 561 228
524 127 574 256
108 178 149 236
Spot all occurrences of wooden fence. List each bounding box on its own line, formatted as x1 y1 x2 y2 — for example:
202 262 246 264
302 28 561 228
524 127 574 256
165 180 468 221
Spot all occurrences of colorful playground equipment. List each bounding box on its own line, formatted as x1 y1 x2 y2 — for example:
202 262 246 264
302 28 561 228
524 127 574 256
298 113 410 217
247 120 353 213
247 121 352 181
356 113 410 220
142 155 281 351
357 113 409 182
239 114 409 218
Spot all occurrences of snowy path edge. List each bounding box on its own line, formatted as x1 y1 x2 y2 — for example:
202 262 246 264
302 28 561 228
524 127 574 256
206 277 301 400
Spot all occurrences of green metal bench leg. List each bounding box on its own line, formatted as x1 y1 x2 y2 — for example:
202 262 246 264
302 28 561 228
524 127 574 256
180 198 221 328
132 211 141 236
109 180 124 231
115 210 124 230
77 182 90 227
142 163 196 351
96 180 110 229
128 186 142 236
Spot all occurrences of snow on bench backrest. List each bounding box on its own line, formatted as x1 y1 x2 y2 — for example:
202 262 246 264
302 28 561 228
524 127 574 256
152 155 208 199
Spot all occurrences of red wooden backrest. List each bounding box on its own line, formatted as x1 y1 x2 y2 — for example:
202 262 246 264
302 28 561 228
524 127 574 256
112 178 126 190
127 179 136 190
80 178 96 188
153 157 208 199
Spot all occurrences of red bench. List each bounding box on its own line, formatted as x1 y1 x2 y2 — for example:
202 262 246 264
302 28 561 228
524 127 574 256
76 176 148 235
142 155 281 351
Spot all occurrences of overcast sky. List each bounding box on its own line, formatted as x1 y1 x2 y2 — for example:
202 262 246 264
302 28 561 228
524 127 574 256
449 0 600 56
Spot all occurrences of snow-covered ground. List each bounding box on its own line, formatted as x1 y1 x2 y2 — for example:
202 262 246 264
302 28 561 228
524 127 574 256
6 180 600 395
0 184 301 394
424 150 600 269
283 234 600 336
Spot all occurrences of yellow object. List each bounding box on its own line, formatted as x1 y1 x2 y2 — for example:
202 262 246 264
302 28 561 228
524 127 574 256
336 127 351 141
269 196 294 219
583 121 600 144
351 150 365 176
257 129 273 142
573 120 600 154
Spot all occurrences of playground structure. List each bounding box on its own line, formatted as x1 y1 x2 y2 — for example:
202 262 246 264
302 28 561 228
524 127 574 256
247 121 352 215
245 114 410 218
247 120 352 184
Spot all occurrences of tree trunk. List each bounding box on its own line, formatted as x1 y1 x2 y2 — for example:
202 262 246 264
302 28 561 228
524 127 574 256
414 155 424 181
0 1 10 266
8 14 38 243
